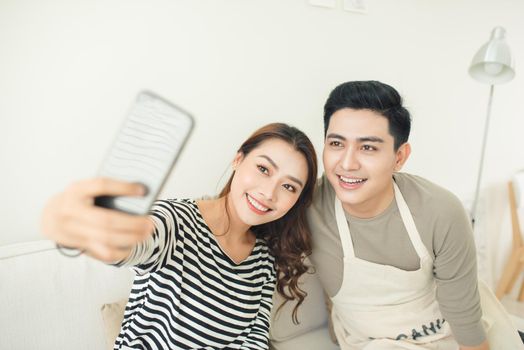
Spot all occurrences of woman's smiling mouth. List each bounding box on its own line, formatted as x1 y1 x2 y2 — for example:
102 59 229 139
246 194 271 214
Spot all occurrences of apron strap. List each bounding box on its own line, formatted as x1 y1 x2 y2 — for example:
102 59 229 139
335 198 355 258
393 182 431 260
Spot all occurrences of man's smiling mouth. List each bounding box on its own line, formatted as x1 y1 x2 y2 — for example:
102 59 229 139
338 175 367 184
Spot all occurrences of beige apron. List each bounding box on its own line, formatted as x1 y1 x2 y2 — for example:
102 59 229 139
331 182 455 349
331 182 524 349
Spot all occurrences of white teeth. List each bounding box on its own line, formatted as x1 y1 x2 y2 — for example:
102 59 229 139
339 176 366 184
247 195 269 212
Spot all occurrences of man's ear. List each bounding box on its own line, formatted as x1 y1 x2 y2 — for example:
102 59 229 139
394 143 411 171
232 152 244 170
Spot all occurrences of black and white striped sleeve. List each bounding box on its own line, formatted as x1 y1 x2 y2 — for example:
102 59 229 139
116 200 178 274
239 271 276 350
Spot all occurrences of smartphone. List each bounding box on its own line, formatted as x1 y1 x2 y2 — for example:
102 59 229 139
94 91 194 215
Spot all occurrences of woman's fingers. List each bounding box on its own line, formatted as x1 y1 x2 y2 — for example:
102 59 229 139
76 205 154 238
86 240 134 263
63 212 153 247
41 177 154 260
56 213 153 263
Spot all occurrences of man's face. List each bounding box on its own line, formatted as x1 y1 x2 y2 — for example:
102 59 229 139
322 108 410 218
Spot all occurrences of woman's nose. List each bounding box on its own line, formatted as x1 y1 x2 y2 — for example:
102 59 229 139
260 179 278 202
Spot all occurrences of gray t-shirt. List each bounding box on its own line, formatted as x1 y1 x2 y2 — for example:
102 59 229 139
307 172 485 346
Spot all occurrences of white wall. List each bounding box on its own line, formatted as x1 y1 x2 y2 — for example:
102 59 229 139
1 0 523 286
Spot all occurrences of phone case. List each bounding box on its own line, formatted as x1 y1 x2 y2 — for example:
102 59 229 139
94 91 194 215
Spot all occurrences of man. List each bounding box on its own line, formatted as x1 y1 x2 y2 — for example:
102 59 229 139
307 81 489 349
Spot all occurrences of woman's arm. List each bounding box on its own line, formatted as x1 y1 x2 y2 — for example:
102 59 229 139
41 177 154 263
240 275 277 350
118 200 181 274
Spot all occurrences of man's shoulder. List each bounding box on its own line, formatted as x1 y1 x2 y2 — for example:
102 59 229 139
307 174 338 235
311 174 336 212
394 172 467 221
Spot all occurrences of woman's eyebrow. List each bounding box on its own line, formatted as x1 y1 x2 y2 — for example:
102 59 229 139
258 155 304 187
258 155 278 169
287 176 304 188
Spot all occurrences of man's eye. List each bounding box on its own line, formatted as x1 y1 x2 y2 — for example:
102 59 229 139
283 184 296 193
362 145 376 151
257 165 269 175
330 141 342 147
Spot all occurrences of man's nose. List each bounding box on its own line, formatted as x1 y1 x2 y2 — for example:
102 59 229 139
341 147 360 171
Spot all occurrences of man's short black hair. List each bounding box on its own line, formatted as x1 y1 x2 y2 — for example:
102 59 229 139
323 80 411 150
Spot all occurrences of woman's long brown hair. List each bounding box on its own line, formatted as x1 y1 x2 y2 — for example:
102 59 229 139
219 123 318 324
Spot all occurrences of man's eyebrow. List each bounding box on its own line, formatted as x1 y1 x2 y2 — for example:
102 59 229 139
326 133 384 143
258 155 304 187
326 133 346 140
357 136 384 143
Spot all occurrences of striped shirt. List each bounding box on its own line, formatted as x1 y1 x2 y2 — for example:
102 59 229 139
114 199 276 350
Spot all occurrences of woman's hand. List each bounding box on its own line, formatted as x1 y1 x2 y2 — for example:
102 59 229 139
41 178 155 263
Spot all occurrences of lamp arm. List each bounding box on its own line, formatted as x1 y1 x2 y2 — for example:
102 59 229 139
471 84 494 227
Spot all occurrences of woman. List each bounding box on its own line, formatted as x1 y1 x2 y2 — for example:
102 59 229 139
41 123 318 350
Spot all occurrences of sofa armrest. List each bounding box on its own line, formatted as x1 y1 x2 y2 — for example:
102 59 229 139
0 240 133 350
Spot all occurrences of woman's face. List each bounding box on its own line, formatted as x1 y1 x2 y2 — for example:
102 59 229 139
228 138 308 227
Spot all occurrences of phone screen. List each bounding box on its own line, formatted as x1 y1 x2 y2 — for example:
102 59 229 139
95 91 194 215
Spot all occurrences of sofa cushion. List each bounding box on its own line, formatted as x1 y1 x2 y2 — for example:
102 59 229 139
101 298 127 350
270 326 340 350
269 266 328 342
0 240 134 350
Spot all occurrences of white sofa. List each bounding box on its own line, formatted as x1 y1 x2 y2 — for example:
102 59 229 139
0 240 338 350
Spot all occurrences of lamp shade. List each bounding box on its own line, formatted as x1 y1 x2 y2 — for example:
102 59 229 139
469 26 515 84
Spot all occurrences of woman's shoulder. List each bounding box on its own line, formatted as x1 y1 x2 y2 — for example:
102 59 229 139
250 238 276 273
154 197 195 207
252 237 272 256
150 198 203 223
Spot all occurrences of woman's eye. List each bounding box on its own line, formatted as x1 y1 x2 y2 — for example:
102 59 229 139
283 184 296 193
257 165 269 175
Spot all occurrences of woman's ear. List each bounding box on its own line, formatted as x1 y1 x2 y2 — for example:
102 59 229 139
232 152 244 170
394 143 411 171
